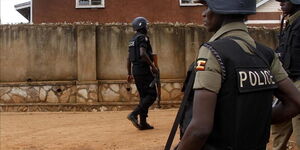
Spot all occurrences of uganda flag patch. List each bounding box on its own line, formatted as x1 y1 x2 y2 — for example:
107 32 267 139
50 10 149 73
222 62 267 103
196 58 207 71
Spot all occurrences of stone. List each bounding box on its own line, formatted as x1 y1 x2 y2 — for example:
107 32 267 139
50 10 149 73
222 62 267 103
99 106 108 112
1 94 11 102
53 86 64 96
18 106 28 112
170 89 183 100
11 88 27 97
161 89 170 101
39 88 47 101
173 83 182 89
43 86 52 91
164 83 173 92
34 87 40 91
27 88 39 102
77 96 86 103
88 85 97 93
47 91 59 103
101 87 119 102
130 84 137 94
60 89 71 103
11 95 25 103
59 86 66 91
110 84 119 92
20 86 29 90
119 86 130 101
69 95 76 103
0 87 11 97
78 89 88 99
89 92 98 101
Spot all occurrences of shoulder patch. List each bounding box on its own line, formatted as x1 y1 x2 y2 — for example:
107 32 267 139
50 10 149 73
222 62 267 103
128 41 135 47
195 58 207 71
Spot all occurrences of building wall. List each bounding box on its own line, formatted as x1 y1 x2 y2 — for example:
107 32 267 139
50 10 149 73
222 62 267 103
32 0 284 28
32 0 204 24
247 12 282 28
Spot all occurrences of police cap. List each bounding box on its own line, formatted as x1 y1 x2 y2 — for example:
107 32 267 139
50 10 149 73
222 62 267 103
199 0 256 15
276 0 300 5
132 17 148 31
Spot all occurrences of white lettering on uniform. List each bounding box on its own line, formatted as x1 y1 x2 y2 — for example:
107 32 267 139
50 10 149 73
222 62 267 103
249 71 257 86
267 70 276 84
238 69 275 88
255 71 264 85
260 71 267 84
264 70 275 84
239 71 247 87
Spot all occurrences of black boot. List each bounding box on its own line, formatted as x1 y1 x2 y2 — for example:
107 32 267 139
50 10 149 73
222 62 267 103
127 113 140 129
139 116 154 130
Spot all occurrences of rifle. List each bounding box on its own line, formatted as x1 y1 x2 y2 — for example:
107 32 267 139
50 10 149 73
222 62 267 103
164 63 196 150
149 54 161 108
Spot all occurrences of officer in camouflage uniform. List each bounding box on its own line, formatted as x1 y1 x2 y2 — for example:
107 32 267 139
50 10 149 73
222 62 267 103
271 0 300 149
127 17 158 130
176 0 300 149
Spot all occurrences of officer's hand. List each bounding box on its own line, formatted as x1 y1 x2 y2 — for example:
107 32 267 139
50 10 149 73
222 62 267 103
151 66 159 74
127 75 133 83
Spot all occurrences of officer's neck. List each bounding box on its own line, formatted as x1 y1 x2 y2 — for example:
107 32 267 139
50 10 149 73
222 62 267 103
137 28 147 35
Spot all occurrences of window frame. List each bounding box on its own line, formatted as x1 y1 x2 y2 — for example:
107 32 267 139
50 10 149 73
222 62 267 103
75 0 105 8
179 0 202 6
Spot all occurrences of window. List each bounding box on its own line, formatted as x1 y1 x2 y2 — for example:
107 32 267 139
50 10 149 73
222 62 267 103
76 0 105 8
179 0 202 6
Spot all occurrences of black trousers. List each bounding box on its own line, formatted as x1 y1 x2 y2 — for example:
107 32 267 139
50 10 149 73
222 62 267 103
132 74 157 118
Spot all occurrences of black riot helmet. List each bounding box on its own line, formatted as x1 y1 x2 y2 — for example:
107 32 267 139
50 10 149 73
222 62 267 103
199 0 256 15
276 0 300 5
132 17 148 31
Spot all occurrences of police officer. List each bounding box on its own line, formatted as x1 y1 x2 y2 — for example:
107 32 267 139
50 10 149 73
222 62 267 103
127 17 158 130
272 0 300 149
176 0 300 149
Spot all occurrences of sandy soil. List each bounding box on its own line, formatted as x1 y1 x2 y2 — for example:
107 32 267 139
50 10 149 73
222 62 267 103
0 109 298 150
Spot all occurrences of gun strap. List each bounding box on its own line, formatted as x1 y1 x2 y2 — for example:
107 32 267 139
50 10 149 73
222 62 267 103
164 70 196 150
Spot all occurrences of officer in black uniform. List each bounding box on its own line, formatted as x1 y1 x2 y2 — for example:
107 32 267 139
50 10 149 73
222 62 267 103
272 0 300 149
127 17 158 130
176 0 300 149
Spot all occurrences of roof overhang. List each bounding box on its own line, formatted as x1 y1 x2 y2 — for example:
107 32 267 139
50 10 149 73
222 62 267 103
15 1 31 21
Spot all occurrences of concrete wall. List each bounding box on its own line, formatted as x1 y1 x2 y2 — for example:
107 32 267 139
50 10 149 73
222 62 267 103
0 25 77 82
0 24 212 82
0 24 279 111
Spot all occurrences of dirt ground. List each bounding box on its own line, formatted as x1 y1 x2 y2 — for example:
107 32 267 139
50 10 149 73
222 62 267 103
0 109 298 150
